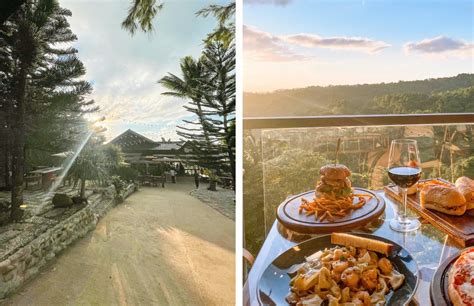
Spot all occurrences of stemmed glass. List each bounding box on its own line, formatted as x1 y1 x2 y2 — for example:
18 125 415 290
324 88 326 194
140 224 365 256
387 139 422 232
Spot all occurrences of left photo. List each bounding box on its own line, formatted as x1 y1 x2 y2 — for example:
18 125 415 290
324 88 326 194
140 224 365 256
0 0 235 305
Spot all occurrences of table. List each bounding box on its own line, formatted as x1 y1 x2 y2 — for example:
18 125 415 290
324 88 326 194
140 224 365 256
243 191 462 306
29 167 62 189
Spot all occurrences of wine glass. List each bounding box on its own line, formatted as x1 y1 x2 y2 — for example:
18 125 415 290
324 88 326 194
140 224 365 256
388 139 422 232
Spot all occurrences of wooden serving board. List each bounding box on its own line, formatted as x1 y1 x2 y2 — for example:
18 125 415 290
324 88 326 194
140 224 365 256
276 187 385 234
384 179 474 247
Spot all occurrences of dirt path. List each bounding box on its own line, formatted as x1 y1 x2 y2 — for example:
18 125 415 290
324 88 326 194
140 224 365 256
1 181 235 306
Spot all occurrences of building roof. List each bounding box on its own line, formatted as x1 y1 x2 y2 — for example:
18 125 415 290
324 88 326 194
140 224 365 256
110 129 156 146
149 142 184 151
109 129 186 152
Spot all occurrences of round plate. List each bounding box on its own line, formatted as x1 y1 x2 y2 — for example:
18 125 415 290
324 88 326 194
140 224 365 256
277 188 385 234
430 248 474 306
257 233 419 306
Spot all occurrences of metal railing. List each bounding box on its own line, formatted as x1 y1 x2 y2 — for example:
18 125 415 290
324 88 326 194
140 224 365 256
243 113 474 129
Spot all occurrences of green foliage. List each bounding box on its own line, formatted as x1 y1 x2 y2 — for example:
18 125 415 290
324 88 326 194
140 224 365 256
122 0 163 35
196 2 235 47
121 0 235 43
244 74 474 116
243 132 265 255
454 156 474 178
372 87 474 114
0 0 96 218
263 149 329 227
111 175 126 194
115 165 140 182
101 144 123 172
68 136 122 196
159 4 235 188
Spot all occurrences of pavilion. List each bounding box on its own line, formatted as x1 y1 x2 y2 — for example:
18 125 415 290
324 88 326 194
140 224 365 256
109 129 195 174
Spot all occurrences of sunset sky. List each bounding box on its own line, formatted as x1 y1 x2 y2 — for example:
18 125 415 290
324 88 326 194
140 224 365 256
244 0 473 92
59 0 225 141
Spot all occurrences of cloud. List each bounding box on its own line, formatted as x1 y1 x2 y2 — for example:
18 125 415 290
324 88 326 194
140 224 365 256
282 34 391 53
244 25 313 62
60 0 215 141
244 25 390 62
245 0 293 5
404 36 473 58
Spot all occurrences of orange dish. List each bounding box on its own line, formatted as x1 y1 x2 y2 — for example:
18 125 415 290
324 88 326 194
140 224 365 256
299 192 372 222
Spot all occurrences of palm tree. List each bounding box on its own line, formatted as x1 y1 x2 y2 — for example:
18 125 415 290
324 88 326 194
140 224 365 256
68 140 121 199
159 57 224 184
122 1 235 37
159 57 213 144
121 0 164 35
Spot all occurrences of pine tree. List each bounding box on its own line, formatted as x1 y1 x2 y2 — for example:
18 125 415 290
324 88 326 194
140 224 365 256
0 0 95 220
201 40 236 189
158 2 235 190
159 57 222 175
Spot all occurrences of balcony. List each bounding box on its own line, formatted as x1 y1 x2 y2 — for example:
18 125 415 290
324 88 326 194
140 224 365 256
243 113 474 305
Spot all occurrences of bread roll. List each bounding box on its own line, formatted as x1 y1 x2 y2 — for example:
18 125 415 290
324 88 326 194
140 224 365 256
331 233 393 256
420 185 466 207
420 185 466 215
422 203 466 216
455 176 474 210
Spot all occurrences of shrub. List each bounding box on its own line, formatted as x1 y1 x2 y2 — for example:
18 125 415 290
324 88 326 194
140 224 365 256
114 166 139 182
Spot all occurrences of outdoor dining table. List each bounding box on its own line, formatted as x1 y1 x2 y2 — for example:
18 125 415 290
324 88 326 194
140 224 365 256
29 167 62 190
243 189 463 306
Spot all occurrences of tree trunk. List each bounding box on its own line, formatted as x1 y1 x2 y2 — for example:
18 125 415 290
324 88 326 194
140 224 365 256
4 141 11 190
10 63 27 221
222 116 235 191
80 178 86 199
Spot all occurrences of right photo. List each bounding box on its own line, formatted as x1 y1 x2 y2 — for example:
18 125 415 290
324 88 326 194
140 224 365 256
242 1 473 306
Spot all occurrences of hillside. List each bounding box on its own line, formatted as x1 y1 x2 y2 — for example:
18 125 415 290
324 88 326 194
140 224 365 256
244 74 474 117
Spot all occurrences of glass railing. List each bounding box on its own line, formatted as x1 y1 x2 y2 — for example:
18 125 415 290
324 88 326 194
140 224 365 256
243 114 474 256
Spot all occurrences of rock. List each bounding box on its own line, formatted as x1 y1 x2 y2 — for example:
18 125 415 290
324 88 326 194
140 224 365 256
71 196 88 205
0 260 11 274
52 193 73 208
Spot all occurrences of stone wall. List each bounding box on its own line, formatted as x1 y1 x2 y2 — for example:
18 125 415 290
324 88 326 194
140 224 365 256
0 183 137 298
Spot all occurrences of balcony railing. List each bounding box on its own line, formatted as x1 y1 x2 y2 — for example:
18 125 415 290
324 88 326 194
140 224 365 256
243 113 474 257
244 113 474 129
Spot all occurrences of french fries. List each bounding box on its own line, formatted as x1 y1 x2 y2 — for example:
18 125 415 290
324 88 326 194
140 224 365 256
299 192 372 222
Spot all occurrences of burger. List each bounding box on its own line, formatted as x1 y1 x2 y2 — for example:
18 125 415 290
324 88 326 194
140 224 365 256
316 164 352 198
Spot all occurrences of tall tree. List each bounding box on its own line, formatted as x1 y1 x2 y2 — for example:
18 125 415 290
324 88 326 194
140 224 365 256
158 2 235 189
201 40 236 188
196 3 235 46
0 0 95 219
159 57 222 172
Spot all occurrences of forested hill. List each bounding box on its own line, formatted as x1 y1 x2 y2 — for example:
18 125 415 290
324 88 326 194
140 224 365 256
244 74 474 117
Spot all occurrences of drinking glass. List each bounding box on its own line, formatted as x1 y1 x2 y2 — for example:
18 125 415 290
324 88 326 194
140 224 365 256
388 139 422 232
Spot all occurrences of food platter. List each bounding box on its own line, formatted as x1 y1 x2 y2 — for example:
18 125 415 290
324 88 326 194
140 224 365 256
430 251 459 306
276 187 385 234
257 233 419 306
431 247 474 306
384 179 474 247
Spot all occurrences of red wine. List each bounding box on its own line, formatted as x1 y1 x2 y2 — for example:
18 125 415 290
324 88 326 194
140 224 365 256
388 167 421 188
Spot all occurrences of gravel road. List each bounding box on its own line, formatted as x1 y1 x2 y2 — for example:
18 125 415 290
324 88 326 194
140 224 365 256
1 182 235 306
